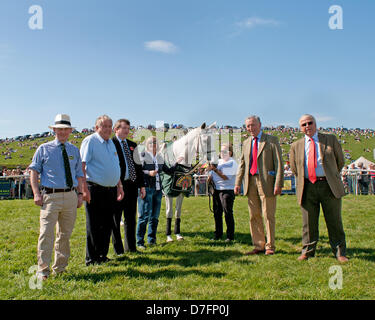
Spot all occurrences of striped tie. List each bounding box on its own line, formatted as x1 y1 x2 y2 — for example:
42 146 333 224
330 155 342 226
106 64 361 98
122 140 137 182
61 143 73 188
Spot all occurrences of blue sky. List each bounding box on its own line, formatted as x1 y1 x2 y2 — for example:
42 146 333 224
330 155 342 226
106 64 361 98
0 0 374 138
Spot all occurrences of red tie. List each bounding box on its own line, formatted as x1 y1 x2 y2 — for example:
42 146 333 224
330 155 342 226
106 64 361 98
250 137 258 175
308 137 317 184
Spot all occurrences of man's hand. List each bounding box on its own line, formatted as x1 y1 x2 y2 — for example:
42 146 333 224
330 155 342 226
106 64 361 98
274 186 282 196
117 185 124 201
176 157 184 164
83 187 91 204
77 194 83 208
149 170 158 177
234 185 241 195
34 193 43 206
140 187 146 199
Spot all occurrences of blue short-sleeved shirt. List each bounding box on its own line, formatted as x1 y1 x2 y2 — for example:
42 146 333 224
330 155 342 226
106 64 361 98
29 139 84 188
80 132 121 187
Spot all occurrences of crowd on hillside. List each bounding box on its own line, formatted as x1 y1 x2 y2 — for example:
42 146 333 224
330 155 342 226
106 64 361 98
1 125 374 174
0 167 32 199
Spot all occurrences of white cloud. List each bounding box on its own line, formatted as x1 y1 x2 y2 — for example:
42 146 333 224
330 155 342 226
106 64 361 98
236 17 281 29
144 40 178 54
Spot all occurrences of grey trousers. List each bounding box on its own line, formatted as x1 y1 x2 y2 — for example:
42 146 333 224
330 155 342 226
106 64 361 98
300 179 346 258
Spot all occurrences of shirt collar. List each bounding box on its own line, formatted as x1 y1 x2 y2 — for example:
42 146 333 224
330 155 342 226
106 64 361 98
116 135 127 145
95 132 106 144
305 131 319 143
252 130 262 141
54 139 67 146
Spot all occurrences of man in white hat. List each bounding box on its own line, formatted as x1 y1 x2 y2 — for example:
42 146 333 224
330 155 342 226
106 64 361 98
29 114 84 280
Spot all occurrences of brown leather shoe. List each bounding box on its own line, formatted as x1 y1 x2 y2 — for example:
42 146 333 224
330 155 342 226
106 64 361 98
337 256 349 263
245 249 265 255
297 254 309 261
265 249 275 255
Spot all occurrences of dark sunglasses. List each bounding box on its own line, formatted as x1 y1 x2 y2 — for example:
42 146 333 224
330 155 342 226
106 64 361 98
301 121 314 127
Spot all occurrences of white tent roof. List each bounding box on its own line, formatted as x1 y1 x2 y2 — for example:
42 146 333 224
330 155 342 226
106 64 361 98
353 156 375 168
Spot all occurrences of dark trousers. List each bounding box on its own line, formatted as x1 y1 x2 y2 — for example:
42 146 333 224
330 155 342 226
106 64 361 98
301 179 346 258
213 189 235 240
85 184 117 265
112 180 138 253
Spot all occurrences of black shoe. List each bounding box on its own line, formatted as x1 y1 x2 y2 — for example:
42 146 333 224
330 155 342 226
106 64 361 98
99 256 111 263
86 260 99 266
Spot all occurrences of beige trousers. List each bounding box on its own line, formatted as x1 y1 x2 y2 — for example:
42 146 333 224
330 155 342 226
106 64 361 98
37 191 77 276
165 193 184 219
247 175 277 251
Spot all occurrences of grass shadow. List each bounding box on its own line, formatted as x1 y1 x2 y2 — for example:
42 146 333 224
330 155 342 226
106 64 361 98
64 268 226 283
181 231 252 245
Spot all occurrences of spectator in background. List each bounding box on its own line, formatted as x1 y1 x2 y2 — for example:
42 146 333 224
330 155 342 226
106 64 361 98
342 165 349 194
347 163 357 194
369 163 375 195
357 162 369 195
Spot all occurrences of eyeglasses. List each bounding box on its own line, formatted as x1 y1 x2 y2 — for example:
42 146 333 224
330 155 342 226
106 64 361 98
301 121 314 127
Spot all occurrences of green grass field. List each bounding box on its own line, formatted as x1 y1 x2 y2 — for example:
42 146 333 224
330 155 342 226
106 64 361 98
0 195 374 300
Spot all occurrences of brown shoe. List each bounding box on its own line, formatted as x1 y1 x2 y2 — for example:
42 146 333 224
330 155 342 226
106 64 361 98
337 256 349 263
297 254 309 261
265 249 275 255
245 249 265 255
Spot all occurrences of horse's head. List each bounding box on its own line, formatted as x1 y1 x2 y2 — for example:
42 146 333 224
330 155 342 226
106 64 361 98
171 122 218 167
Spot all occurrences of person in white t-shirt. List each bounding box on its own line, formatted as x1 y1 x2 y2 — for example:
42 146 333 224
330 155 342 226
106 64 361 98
207 143 238 242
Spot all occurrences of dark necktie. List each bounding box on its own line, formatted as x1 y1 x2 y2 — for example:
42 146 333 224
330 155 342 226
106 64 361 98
250 137 258 175
61 143 73 188
308 138 317 183
122 140 137 182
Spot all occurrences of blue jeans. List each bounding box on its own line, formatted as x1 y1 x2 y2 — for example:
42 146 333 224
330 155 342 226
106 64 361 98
136 188 163 246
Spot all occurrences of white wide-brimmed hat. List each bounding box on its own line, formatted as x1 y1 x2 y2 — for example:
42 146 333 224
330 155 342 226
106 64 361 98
48 114 75 129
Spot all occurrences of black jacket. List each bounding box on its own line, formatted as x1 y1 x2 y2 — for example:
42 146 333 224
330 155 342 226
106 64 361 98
141 151 177 189
112 136 145 188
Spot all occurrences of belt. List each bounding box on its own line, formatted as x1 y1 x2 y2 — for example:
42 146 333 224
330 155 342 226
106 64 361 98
42 187 76 194
87 181 116 189
305 177 327 182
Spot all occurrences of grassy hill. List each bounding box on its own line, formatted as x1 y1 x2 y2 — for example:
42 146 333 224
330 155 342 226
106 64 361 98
1 129 374 169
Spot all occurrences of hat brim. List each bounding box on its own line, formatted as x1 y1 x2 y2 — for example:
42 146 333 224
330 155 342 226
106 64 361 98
48 125 75 129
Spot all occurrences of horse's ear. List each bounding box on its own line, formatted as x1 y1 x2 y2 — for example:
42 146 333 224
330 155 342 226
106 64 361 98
207 122 216 129
201 123 206 129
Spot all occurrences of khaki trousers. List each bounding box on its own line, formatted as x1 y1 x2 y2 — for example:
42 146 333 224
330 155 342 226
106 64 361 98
165 193 184 219
37 191 77 276
247 175 277 251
